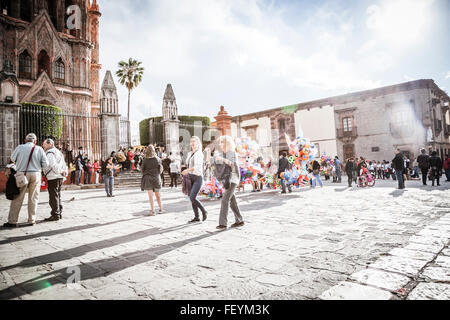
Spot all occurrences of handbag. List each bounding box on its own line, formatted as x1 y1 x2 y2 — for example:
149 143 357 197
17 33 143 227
313 169 320 175
15 146 36 188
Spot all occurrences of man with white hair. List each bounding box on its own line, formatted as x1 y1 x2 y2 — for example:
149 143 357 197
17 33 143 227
3 133 48 228
43 138 68 222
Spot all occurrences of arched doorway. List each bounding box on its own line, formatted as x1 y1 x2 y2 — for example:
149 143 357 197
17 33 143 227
38 50 51 76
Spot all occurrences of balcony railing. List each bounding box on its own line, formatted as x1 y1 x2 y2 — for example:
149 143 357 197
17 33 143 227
336 127 358 139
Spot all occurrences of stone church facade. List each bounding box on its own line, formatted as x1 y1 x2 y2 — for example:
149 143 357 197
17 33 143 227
223 79 450 162
0 0 101 114
0 0 123 165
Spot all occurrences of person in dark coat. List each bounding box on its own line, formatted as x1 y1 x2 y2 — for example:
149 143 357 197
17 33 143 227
141 145 164 215
429 151 443 187
345 158 355 187
277 152 292 194
416 149 430 186
392 149 405 189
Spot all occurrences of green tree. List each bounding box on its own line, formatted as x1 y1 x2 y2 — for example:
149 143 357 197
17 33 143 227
116 58 144 145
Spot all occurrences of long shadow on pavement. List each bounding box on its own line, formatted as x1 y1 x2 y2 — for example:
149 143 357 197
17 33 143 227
0 223 198 273
0 230 223 299
0 217 145 246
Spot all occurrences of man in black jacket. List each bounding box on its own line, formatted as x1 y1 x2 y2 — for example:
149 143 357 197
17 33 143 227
392 149 405 189
429 151 443 187
277 152 292 194
416 149 430 186
345 158 355 187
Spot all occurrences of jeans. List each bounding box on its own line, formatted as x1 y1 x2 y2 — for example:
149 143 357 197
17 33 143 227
336 169 342 183
219 183 243 226
420 168 429 185
312 173 323 187
87 171 92 184
76 170 81 185
189 174 207 218
48 178 63 217
103 175 114 196
70 171 76 184
395 170 404 189
445 169 450 182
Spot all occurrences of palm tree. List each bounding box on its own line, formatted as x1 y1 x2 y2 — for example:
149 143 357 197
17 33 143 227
116 58 144 146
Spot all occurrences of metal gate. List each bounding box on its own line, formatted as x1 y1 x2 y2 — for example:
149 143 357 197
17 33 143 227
19 105 102 163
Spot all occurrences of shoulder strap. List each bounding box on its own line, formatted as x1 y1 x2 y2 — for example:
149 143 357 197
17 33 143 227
24 146 36 174
187 151 197 168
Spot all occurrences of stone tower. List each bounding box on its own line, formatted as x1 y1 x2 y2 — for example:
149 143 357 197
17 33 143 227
89 0 102 115
99 70 120 159
161 84 180 154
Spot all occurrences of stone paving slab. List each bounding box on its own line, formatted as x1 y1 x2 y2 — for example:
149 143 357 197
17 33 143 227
349 268 411 292
407 283 450 300
319 281 394 300
0 179 449 300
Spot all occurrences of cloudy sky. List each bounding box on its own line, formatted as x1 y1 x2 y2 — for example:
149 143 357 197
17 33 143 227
97 0 450 140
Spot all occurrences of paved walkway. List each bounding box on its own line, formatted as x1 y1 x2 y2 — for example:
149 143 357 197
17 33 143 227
0 179 449 300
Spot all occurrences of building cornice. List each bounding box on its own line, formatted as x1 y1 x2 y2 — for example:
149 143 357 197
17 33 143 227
231 79 449 122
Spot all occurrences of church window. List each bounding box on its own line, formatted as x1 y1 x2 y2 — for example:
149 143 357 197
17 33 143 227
54 58 65 83
278 118 285 130
19 51 32 78
38 50 51 76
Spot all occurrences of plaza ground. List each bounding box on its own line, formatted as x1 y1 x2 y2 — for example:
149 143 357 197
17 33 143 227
0 179 449 300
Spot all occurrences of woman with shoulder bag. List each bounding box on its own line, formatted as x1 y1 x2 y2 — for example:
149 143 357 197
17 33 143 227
141 145 164 215
182 136 208 223
213 136 244 230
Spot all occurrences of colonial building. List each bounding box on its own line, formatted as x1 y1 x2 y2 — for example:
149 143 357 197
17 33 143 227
216 79 450 162
0 0 102 114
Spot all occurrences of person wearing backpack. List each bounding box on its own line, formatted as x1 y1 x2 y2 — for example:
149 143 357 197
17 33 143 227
43 139 68 222
277 152 292 194
3 133 48 228
416 149 430 186
213 135 244 230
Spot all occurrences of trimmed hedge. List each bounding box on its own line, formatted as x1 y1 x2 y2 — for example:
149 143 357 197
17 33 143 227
139 115 212 146
20 103 63 141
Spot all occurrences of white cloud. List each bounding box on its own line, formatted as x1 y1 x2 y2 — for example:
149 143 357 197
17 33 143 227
446 71 450 79
98 0 431 138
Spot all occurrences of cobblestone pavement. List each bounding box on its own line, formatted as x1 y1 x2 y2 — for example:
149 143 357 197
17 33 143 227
0 179 449 300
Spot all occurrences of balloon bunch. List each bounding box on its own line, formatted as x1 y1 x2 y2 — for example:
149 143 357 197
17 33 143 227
235 137 261 184
280 135 318 187
200 178 223 199
320 153 334 175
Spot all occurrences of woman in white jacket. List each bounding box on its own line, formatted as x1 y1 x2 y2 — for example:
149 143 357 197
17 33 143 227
182 136 208 223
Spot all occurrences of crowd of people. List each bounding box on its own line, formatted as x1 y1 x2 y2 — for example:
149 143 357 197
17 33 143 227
3 132 450 231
